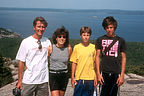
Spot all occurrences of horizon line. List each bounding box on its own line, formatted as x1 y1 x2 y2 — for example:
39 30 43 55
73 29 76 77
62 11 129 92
0 7 144 12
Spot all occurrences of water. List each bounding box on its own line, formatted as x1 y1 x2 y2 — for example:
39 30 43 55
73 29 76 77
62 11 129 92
0 8 144 42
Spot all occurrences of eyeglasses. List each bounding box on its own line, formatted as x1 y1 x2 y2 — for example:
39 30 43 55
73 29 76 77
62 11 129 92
58 35 66 38
37 40 42 49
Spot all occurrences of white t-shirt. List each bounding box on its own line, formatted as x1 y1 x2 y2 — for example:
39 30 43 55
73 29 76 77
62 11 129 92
16 36 51 84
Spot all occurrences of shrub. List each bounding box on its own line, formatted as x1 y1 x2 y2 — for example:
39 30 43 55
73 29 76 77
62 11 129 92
0 54 13 88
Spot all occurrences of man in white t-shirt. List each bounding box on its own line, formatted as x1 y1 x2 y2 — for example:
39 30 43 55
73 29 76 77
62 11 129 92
16 16 51 96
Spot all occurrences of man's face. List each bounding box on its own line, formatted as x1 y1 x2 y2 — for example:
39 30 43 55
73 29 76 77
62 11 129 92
105 24 115 37
33 21 46 37
81 32 90 43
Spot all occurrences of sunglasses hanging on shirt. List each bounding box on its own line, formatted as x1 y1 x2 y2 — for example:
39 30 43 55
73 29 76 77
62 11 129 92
37 40 42 49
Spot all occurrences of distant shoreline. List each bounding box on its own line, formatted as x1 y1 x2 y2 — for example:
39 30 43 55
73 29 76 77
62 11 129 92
0 28 21 38
0 9 144 42
0 7 144 14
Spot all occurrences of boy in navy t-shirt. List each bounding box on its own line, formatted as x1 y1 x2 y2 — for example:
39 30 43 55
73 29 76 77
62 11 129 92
95 16 126 96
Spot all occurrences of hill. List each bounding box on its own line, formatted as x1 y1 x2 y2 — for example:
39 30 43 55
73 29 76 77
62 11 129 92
0 28 144 75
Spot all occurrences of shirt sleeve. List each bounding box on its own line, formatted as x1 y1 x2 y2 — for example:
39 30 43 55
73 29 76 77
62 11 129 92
16 40 27 62
120 38 127 53
48 39 52 47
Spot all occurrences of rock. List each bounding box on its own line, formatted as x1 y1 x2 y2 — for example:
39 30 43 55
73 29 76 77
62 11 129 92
9 64 15 70
120 74 144 96
0 74 144 96
0 28 20 38
1 57 19 81
1 57 144 96
12 74 18 81
127 73 144 79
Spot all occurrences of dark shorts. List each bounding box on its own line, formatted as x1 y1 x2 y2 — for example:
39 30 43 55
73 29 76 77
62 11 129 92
49 72 69 91
74 80 94 96
100 72 119 96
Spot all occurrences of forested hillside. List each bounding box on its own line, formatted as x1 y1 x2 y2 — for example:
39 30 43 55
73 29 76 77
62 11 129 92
0 38 144 76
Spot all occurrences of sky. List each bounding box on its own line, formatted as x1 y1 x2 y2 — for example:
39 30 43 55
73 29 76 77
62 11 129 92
0 0 144 11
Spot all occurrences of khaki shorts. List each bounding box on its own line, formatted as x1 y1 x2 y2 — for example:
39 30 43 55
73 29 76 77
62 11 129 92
21 82 49 96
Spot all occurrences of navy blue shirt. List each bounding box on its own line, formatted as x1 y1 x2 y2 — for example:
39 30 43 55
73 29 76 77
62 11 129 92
95 35 126 74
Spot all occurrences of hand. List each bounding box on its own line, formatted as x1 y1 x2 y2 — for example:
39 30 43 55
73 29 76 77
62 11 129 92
97 74 104 85
94 76 98 86
16 81 23 90
116 75 124 86
71 78 77 87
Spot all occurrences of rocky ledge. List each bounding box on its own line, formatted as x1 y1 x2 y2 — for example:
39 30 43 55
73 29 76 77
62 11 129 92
0 58 144 96
0 28 20 38
0 73 144 96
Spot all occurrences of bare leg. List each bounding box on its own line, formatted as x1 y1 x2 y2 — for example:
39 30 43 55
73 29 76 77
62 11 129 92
51 90 60 96
59 90 65 96
51 90 65 96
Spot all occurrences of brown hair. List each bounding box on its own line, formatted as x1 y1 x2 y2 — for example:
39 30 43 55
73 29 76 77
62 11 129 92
33 16 48 27
80 26 92 36
102 16 117 30
52 26 69 47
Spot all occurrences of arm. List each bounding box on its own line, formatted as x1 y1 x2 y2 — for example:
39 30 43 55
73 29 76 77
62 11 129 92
48 45 52 57
71 62 77 87
95 49 104 85
117 52 126 86
94 51 97 86
94 74 97 86
68 44 72 57
16 61 25 89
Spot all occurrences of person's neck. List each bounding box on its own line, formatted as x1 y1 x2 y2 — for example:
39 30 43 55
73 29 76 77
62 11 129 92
56 43 64 48
106 34 116 37
81 42 89 47
32 34 42 40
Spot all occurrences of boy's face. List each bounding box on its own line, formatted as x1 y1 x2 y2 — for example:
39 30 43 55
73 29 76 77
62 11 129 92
81 32 90 43
105 24 115 37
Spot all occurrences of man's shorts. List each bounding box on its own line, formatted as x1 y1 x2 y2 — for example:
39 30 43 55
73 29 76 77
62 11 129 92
21 82 49 96
74 80 94 96
49 72 69 91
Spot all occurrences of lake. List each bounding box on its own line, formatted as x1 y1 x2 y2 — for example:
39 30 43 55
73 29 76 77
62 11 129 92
0 8 144 42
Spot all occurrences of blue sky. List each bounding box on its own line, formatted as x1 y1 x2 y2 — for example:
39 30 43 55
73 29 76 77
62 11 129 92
0 0 144 11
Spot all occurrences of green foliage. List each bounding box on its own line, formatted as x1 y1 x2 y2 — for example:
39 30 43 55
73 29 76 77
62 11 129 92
125 42 144 76
126 42 144 65
0 54 13 88
125 64 144 76
0 37 144 76
0 37 23 59
69 39 81 48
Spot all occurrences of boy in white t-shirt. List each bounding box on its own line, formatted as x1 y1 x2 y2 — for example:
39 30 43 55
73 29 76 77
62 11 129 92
16 16 51 96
